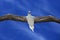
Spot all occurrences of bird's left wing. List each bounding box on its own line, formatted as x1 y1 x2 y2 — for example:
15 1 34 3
0 14 27 22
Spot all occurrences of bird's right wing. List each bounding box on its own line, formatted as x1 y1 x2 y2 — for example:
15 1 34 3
34 16 60 23
34 16 53 23
0 14 27 22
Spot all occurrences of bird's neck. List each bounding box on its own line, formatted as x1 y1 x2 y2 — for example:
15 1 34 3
28 14 31 16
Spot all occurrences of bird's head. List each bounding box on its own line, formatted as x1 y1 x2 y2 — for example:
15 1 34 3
28 11 31 15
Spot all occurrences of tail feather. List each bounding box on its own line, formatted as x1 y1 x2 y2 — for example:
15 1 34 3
29 26 34 32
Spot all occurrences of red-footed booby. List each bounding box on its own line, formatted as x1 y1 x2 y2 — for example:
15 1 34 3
0 11 60 32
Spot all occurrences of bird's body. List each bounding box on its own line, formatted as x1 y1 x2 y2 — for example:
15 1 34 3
26 12 34 32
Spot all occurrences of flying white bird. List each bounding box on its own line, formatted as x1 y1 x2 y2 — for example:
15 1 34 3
0 11 60 32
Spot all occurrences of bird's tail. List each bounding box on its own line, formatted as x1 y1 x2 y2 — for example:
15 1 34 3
29 25 34 32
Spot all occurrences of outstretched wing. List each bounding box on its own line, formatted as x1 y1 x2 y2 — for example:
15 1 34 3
34 16 50 23
0 14 27 22
34 16 60 23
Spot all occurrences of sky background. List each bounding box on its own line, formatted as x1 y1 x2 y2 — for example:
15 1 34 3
0 0 60 40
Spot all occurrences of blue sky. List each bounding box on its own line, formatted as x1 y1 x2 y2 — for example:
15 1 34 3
0 0 60 40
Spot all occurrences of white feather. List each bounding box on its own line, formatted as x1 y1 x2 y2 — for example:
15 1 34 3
29 26 34 32
26 13 34 32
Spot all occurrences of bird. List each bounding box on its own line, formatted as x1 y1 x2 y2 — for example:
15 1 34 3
0 11 60 32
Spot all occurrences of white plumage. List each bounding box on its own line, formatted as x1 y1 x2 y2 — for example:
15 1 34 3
26 11 34 32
